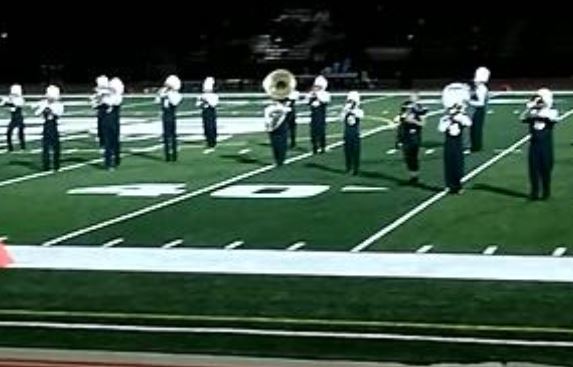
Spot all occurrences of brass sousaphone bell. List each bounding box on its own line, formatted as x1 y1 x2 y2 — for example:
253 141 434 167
262 69 297 100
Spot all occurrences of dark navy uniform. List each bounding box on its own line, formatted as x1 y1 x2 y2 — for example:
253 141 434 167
95 102 107 147
396 99 427 182
265 102 289 166
198 92 219 148
521 97 558 200
158 90 182 161
92 76 109 147
103 104 121 169
341 97 363 175
2 95 26 152
36 100 64 171
469 82 489 152
439 108 472 193
101 78 124 170
285 91 299 148
308 90 330 154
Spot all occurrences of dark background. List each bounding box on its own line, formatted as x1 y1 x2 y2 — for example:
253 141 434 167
0 2 571 88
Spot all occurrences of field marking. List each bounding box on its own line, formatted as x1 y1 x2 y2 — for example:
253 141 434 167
494 148 521 154
340 186 388 193
0 158 103 189
1 320 572 348
415 245 433 254
162 239 183 249
224 240 244 250
14 246 573 282
238 148 251 155
351 108 573 253
101 238 124 248
0 95 390 189
16 91 573 99
39 105 406 247
385 148 397 155
2 308 573 337
424 149 435 155
286 242 306 251
483 246 498 255
0 135 169 189
553 247 567 257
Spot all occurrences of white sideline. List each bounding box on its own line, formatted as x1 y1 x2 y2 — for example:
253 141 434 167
0 320 572 348
351 108 573 253
7 246 573 283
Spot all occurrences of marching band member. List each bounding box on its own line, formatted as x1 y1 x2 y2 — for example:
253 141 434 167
468 66 491 152
263 70 296 166
156 75 183 162
103 77 124 170
308 75 331 154
91 75 110 147
438 83 472 194
286 89 300 149
394 92 428 184
35 85 64 171
340 91 364 175
197 77 219 149
521 88 559 200
264 100 290 166
1 84 26 152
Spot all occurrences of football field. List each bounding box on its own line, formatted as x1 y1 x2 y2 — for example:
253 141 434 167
1 91 573 365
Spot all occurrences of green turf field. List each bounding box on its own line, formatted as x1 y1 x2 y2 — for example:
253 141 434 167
1 92 573 365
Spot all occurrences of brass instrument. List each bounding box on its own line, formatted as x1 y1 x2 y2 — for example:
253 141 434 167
262 69 296 101
262 69 296 132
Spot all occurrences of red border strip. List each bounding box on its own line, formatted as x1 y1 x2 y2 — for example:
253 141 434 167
0 359 216 367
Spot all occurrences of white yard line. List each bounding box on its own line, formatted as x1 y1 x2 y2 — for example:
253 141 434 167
286 242 306 251
0 320 572 347
39 116 401 247
351 108 573 253
1 308 572 335
224 241 244 250
340 186 388 193
238 148 251 155
101 238 124 248
0 140 169 189
415 245 433 254
161 239 183 249
0 95 394 191
483 246 498 255
0 157 103 189
552 247 567 257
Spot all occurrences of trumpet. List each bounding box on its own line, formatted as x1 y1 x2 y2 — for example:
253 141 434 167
90 86 111 108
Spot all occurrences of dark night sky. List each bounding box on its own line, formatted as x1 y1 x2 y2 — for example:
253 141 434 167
0 2 572 84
